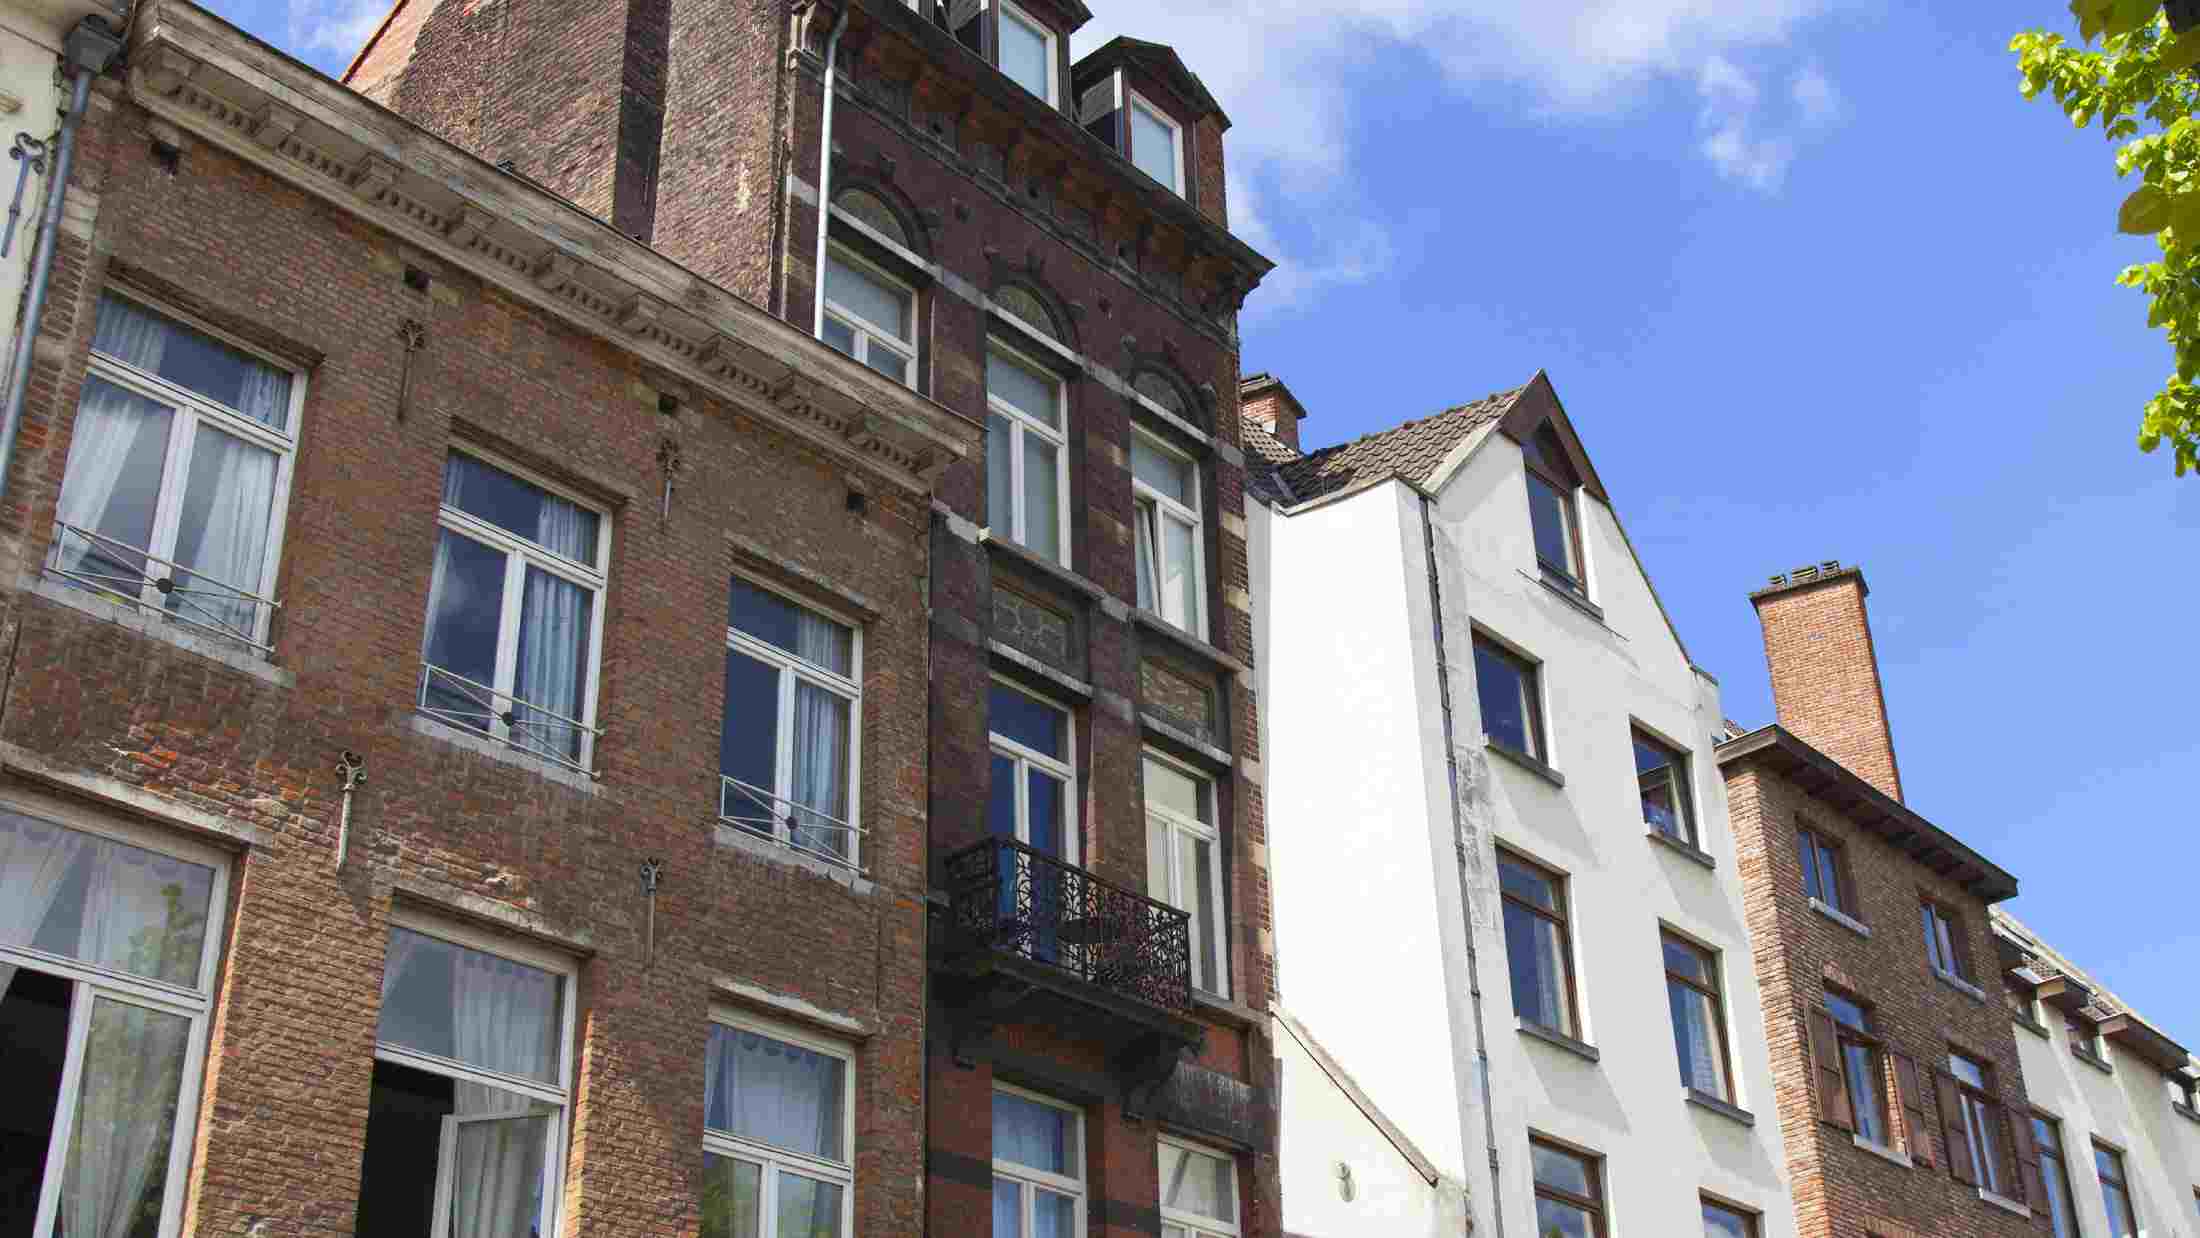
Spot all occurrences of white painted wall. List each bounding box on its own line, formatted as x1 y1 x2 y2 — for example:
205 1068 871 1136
2013 1004 2200 1238
1258 426 1795 1237
1275 1012 1470 1238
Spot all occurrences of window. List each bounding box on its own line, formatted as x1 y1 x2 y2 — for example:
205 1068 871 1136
1158 1137 1237 1238
1944 1051 2005 1194
997 0 1054 103
1128 93 1183 194
2067 1011 2104 1062
993 1086 1083 1237
2168 1073 2199 1112
1473 635 1545 762
2095 1142 2138 1238
360 920 572 1238
0 803 226 1238
1664 932 1732 1102
986 342 1069 565
1132 432 1205 637
719 577 862 867
1145 754 1226 998
1796 826 1854 918
1633 729 1695 844
49 293 299 651
1813 992 1891 1146
419 452 608 771
1498 850 1577 1038
990 682 1075 862
1530 1139 1604 1238
2032 1114 2079 1238
1521 425 1585 597
698 1014 853 1238
1701 1199 1759 1238
820 248 916 387
1922 902 1973 984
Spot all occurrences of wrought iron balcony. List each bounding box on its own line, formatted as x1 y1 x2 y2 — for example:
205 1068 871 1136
943 837 1194 1014
719 774 865 873
45 521 280 653
418 662 601 775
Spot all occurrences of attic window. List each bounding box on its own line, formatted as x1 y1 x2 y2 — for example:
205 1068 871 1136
1523 423 1586 598
997 0 1056 104
1128 93 1183 195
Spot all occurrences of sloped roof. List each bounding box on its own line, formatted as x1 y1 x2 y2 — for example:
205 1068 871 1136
1993 910 2197 1074
1240 423 1298 505
1262 383 1530 504
1073 36 1229 127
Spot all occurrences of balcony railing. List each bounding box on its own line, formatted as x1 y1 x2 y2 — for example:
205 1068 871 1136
720 774 864 872
944 837 1193 1014
418 662 601 776
45 521 280 654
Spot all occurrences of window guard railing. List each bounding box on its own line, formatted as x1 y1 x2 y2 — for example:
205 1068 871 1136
417 662 601 776
944 836 1193 1013
718 774 865 872
45 521 280 654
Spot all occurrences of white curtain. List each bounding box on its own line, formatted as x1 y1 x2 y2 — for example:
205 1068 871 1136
511 492 594 761
232 361 289 430
90 296 172 371
58 997 189 1238
0 812 88 996
76 835 200 987
447 945 558 1238
702 1027 843 1161
449 945 559 1085
166 427 277 638
55 379 170 581
789 684 850 858
1673 985 1723 1095
1133 500 1157 612
992 1093 1069 1175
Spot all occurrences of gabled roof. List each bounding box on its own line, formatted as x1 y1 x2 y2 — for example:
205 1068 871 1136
1072 36 1229 128
1261 381 1530 505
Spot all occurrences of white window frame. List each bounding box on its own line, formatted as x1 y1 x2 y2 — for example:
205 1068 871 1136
821 245 918 389
721 573 865 868
59 291 305 651
1127 90 1185 195
997 0 1057 105
987 339 1072 566
700 1007 857 1238
423 449 612 772
992 1082 1086 1237
989 676 1078 865
1 790 229 1238
1131 429 1207 639
1157 1134 1241 1238
1144 750 1227 1000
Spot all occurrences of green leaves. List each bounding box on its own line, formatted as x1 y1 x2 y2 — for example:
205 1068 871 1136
2122 185 2173 231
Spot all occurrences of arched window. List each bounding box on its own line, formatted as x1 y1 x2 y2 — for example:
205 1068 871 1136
835 188 910 250
995 285 1061 342
1132 371 1190 419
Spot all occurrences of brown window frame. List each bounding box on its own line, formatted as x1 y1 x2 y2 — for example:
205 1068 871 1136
1796 825 1856 919
1942 1048 2008 1194
1632 727 1696 846
2034 1112 2080 1238
2095 1140 2139 1238
1498 848 1580 1039
1530 1138 1606 1238
1921 900 1974 984
1473 634 1547 763
1825 991 1895 1146
1522 426 1588 598
1662 931 1733 1103
1701 1196 1760 1238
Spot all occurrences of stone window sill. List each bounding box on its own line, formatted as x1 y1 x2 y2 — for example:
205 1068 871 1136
1646 829 1716 870
981 531 1107 600
712 822 875 894
1977 1188 2031 1218
2013 1014 2051 1040
1810 897 1871 939
2073 1048 2115 1076
1532 570 1607 623
1933 966 1988 1004
30 574 295 688
1138 712 1234 770
1487 740 1566 789
1129 607 1249 675
1850 1133 1913 1169
2173 1102 2200 1126
1685 1088 1756 1127
1516 1016 1599 1063
408 713 599 794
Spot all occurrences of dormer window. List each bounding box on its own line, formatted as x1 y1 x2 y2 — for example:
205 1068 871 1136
1128 93 1183 194
1522 424 1586 598
997 0 1055 103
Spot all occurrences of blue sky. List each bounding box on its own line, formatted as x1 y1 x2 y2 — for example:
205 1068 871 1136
247 2 2197 1033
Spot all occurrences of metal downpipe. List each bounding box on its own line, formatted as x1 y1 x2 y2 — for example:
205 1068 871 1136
810 1 849 342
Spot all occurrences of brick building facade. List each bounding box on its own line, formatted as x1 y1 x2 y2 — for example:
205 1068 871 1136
353 0 1283 1235
1721 563 2040 1238
0 3 980 1236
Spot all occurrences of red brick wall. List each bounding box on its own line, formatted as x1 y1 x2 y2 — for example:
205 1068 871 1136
1752 570 1906 802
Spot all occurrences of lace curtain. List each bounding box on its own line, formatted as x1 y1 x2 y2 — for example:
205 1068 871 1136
0 812 87 996
59 998 189 1238
703 1026 844 1161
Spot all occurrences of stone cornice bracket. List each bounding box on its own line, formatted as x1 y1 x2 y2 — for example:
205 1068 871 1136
532 251 577 293
694 332 733 376
444 204 494 248
250 101 298 149
768 373 803 412
132 47 197 98
1195 382 1218 417
844 414 884 453
618 294 661 334
348 153 398 203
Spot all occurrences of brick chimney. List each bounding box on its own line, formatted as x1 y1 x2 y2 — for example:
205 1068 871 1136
1239 373 1307 453
1750 561 1905 802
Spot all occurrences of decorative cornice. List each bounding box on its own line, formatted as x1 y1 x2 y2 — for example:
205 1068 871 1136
127 0 979 494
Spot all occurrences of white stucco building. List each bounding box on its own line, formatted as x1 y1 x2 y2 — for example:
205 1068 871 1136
1994 911 2200 1238
1243 372 1794 1238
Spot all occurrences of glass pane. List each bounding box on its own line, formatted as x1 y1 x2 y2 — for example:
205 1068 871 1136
1825 992 1869 1031
167 423 278 637
55 377 172 582
376 927 562 1082
720 648 781 829
1159 1142 1234 1222
702 1025 845 1160
1662 935 1713 986
729 578 854 675
1948 1052 1988 1090
1022 433 1059 563
989 754 1020 841
993 1091 1077 1176
1182 831 1220 994
93 294 292 430
1496 854 1558 912
59 997 190 1238
789 682 853 857
1531 1143 1593 1196
1703 1201 1754 1238
449 1105 550 1238
1527 474 1577 577
988 349 1059 428
700 1154 762 1238
1143 757 1209 824
821 315 857 359
1503 902 1570 1034
989 683 1065 759
988 414 1015 534
776 1170 844 1238
1844 1042 1885 1144
1134 500 1157 611
1795 833 1822 901
421 531 506 733
1164 514 1197 628
998 8 1050 100
992 1179 1022 1238
442 454 599 566
1473 642 1535 757
1534 1198 1595 1238
1132 436 1191 506
1146 818 1173 908
1967 1097 2002 1192
1025 768 1064 859
4 813 215 987
863 346 909 385
513 565 593 760
2106 1183 2135 1238
1032 1188 1076 1238
824 254 909 339
1130 101 1178 191
1669 980 1730 1098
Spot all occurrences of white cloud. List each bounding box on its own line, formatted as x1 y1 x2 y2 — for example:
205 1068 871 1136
290 0 386 66
1071 1 1851 312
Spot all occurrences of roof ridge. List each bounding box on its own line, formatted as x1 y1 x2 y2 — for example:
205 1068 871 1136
1294 381 1531 461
